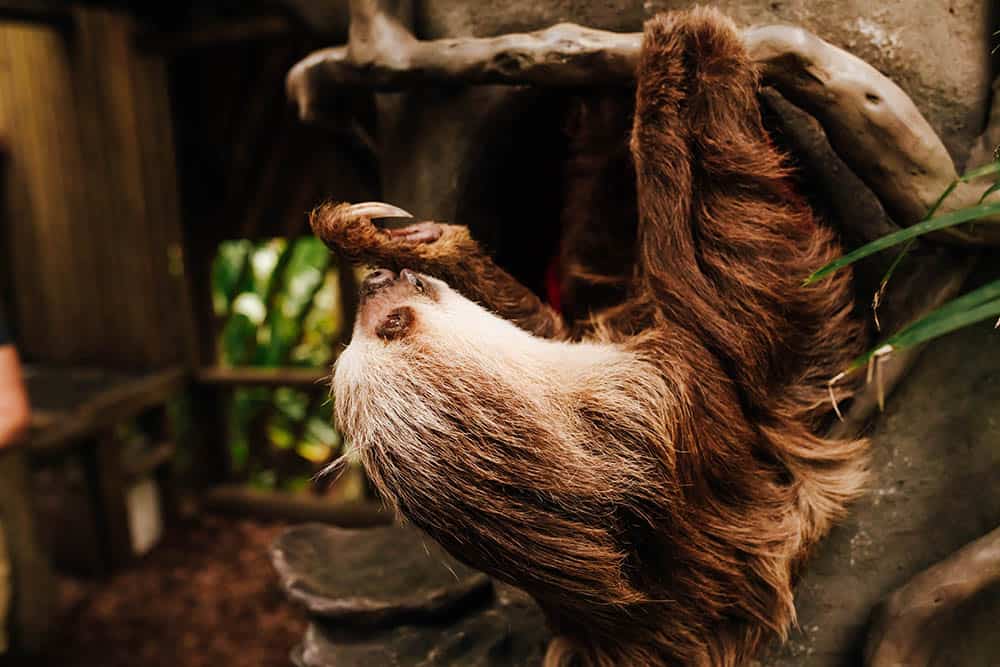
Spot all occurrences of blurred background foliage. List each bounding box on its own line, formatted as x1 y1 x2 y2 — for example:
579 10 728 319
211 236 345 492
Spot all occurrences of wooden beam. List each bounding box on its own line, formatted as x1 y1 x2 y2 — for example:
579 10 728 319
196 365 331 388
122 440 177 484
82 426 133 571
287 22 637 95
28 366 188 454
204 484 391 527
0 9 191 367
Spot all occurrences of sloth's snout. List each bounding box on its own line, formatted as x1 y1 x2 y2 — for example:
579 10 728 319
361 268 397 296
356 269 428 341
357 268 433 340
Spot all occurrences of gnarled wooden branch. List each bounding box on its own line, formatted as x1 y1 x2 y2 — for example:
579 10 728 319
288 22 639 95
288 11 1000 246
864 525 1000 666
744 26 998 242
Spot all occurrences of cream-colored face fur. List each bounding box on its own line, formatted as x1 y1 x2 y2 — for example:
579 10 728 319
337 272 630 399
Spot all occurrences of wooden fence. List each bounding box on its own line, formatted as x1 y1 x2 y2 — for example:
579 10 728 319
0 7 195 368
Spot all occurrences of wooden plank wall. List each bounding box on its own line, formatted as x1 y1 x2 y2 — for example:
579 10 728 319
0 9 194 368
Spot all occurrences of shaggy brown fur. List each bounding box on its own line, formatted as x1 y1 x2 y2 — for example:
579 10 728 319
312 8 868 666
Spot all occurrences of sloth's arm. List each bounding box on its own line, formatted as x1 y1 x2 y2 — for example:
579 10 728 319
309 203 566 339
629 10 859 407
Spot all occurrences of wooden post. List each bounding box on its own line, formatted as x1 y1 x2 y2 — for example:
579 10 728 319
0 447 55 653
0 9 194 368
81 428 132 571
141 403 179 526
189 381 232 489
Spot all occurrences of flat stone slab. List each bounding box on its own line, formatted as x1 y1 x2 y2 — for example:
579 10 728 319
271 523 492 628
292 584 549 667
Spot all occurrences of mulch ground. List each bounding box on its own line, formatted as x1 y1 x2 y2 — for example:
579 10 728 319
12 515 306 667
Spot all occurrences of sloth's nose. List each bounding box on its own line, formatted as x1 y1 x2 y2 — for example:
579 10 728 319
362 268 396 295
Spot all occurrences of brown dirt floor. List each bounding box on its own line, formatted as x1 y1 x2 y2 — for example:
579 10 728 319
9 515 306 667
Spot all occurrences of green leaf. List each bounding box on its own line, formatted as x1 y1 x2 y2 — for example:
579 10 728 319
958 161 1000 182
889 279 1000 341
267 414 296 450
231 293 267 324
808 160 1000 285
923 161 1000 219
296 441 332 464
888 298 1000 348
871 238 916 330
305 416 340 448
290 271 343 366
281 238 330 317
259 310 301 365
249 239 289 299
211 240 252 316
978 180 1000 205
250 469 277 490
281 475 313 493
847 278 1000 371
805 201 1000 284
227 387 269 471
273 387 310 421
219 313 257 365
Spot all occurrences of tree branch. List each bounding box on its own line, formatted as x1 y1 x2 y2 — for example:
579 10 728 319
864 525 1000 666
288 19 998 245
286 22 639 109
744 26 997 243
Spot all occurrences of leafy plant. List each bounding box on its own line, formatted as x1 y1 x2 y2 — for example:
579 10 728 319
210 236 346 491
807 158 1000 408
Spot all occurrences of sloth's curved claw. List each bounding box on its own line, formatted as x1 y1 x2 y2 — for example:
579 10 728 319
344 201 414 221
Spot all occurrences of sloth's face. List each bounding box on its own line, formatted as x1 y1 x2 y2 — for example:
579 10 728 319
353 267 444 342
346 267 549 365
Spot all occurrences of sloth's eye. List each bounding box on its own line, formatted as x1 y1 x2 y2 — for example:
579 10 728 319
406 272 424 292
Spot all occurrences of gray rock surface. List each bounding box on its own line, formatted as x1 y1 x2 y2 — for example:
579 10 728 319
271 523 492 627
291 584 549 667
273 523 549 666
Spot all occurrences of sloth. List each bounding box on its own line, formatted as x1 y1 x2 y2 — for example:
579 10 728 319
312 8 868 666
